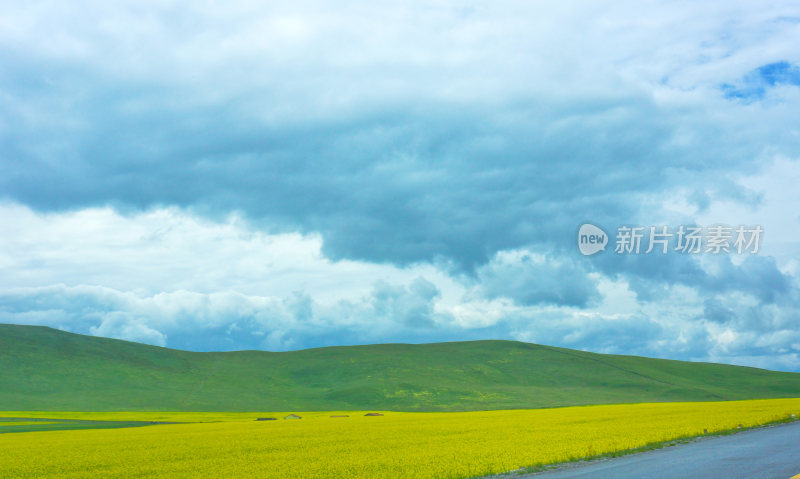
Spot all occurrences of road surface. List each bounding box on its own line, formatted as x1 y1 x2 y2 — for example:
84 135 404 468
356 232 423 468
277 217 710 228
524 421 800 479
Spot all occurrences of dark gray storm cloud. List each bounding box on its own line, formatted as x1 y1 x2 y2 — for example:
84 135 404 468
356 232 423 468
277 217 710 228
2 1 798 272
477 252 599 307
589 246 793 305
2 68 790 271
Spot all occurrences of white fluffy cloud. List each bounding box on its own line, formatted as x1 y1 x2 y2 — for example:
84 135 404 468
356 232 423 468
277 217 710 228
0 203 460 300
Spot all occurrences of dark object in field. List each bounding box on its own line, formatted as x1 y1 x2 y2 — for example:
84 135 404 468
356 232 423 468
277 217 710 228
284 414 302 419
330 415 349 418
256 417 277 421
364 413 384 416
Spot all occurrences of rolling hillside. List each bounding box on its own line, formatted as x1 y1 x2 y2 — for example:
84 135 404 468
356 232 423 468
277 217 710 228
1 324 799 411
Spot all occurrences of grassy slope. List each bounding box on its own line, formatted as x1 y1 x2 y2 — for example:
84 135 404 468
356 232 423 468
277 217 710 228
1 324 799 411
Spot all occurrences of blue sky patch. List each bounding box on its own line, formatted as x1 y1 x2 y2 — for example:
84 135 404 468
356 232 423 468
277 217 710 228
723 61 800 101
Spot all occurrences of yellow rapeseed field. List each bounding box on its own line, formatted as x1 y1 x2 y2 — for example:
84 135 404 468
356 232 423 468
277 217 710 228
2 399 799 478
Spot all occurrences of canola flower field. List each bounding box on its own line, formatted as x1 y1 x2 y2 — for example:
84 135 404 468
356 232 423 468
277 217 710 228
2 398 799 478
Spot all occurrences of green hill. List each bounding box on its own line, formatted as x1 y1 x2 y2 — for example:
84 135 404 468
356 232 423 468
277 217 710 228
1 324 799 411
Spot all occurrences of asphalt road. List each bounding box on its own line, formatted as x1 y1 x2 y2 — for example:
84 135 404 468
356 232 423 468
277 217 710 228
525 421 800 479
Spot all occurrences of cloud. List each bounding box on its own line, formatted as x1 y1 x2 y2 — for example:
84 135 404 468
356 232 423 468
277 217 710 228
0 202 459 301
1 1 800 371
90 314 168 347
369 277 441 328
2 172 800 369
1 257 798 370
476 250 599 307
2 1 799 271
0 280 449 351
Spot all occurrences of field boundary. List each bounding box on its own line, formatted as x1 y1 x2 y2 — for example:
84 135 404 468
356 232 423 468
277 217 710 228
0 417 177 434
481 415 800 478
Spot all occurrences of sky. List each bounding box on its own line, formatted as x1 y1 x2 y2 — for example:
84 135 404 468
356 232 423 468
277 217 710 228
2 0 800 370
